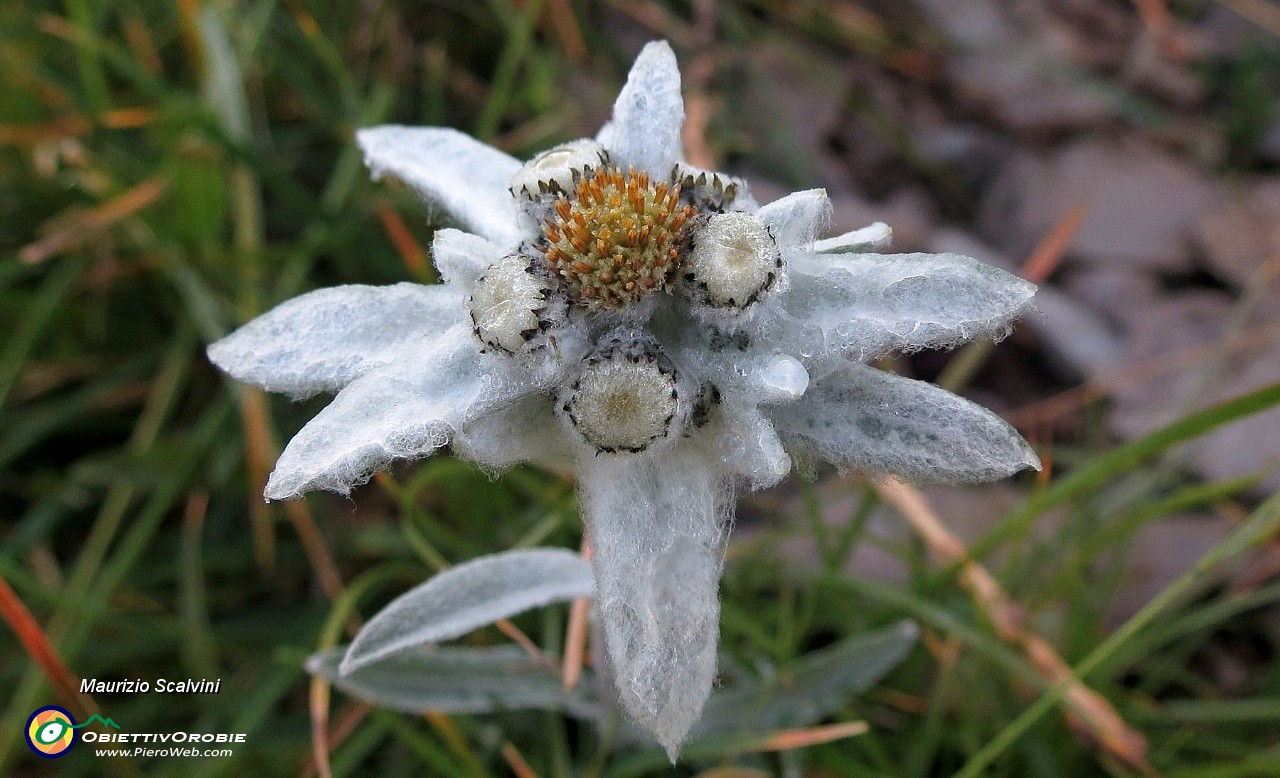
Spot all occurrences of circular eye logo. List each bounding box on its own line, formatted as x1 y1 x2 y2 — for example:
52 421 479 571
26 706 77 758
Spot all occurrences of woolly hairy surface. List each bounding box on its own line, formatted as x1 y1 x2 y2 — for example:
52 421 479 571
755 188 831 247
689 402 792 489
340 549 594 675
813 221 893 253
357 126 522 246
578 447 732 760
214 40 1051 762
770 362 1041 482
644 300 808 487
431 228 501 288
262 325 482 499
595 41 684 177
206 283 464 400
758 251 1037 365
452 394 574 472
262 323 574 500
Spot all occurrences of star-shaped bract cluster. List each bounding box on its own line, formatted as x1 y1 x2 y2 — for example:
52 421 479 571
208 41 1039 758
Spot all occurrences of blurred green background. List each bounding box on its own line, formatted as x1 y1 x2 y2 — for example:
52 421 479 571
3 0 1280 775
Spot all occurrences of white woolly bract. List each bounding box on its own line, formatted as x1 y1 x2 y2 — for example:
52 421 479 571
431 229 500 288
770 362 1042 483
577 447 732 761
261 324 576 500
595 41 684 177
814 221 893 253
452 394 574 473
756 188 831 247
690 403 792 489
755 251 1038 367
357 126 522 246
206 283 465 400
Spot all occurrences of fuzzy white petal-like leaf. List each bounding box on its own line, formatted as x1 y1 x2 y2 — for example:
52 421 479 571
598 41 684 176
207 283 465 399
757 189 831 247
358 126 521 246
762 251 1036 364
453 394 574 472
770 363 1041 482
310 645 600 718
264 326 533 499
578 447 731 760
340 549 593 675
432 229 501 290
813 222 892 254
692 404 792 489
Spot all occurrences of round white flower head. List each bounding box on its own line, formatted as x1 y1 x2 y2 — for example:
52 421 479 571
558 330 684 454
467 252 558 353
509 138 609 198
682 210 781 312
208 40 1041 761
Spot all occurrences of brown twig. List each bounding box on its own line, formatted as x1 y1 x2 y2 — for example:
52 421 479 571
501 740 541 778
20 175 169 264
750 721 869 752
562 538 593 689
546 0 587 63
300 702 370 778
1130 0 1190 59
376 201 430 278
308 675 334 778
283 498 350 612
496 618 558 670
680 0 718 170
0 575 99 724
875 478 1155 775
240 393 354 631
1021 204 1085 284
237 389 277 573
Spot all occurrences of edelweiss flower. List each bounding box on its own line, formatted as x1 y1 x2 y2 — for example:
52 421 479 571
208 42 1040 757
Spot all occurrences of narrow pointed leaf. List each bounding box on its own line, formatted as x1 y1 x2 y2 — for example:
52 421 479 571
694 620 919 738
310 645 600 718
341 548 593 675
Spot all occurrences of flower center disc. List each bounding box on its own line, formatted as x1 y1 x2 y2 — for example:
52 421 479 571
562 338 681 454
541 167 695 310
